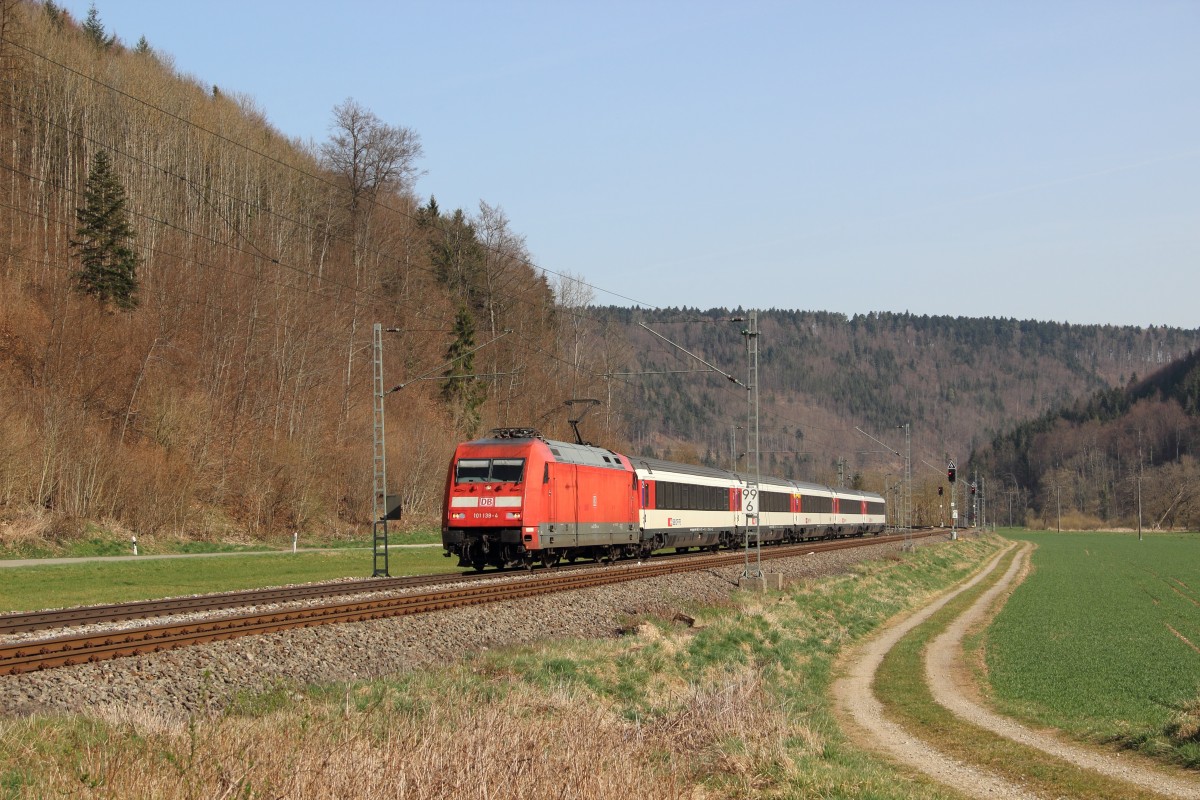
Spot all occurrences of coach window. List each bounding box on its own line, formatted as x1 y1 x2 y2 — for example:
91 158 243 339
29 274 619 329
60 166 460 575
803 494 832 514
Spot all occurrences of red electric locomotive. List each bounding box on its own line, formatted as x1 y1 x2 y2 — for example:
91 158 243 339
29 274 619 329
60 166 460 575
442 428 642 570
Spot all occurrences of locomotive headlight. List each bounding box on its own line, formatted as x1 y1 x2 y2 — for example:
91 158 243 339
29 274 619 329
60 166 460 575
506 512 521 519
450 512 466 520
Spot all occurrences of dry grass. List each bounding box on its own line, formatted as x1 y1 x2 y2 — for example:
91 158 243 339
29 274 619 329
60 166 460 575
9 671 777 800
7 683 691 800
643 671 817 792
0 632 815 799
1166 697 1200 744
0 512 59 552
0 511 141 552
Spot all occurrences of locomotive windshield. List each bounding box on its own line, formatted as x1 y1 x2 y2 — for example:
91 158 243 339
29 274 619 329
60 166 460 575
455 458 525 484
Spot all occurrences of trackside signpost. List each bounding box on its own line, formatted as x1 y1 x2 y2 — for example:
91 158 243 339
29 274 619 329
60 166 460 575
947 459 957 540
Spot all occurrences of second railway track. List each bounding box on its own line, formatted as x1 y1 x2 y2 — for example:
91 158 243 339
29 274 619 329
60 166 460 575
0 530 943 676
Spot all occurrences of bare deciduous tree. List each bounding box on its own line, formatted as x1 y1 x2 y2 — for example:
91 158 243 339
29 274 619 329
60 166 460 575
321 98 423 214
555 270 595 399
321 98 424 442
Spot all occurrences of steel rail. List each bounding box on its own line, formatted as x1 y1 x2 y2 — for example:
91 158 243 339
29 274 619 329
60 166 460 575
0 571 489 635
0 530 944 675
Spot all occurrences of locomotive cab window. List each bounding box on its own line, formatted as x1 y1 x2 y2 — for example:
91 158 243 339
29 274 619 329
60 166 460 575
491 459 525 483
455 459 490 483
455 458 525 484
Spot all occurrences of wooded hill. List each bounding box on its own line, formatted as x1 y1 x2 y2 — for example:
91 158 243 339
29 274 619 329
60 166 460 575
0 1 627 544
596 307 1200 527
972 348 1200 531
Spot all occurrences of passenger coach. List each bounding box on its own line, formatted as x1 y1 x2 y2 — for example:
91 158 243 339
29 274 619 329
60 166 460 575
631 457 740 553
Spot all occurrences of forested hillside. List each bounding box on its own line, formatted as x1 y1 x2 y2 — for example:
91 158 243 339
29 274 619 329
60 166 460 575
0 1 626 544
973 349 1200 530
597 307 1199 525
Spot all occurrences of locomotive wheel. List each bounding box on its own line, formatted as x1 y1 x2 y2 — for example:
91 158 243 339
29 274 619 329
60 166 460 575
471 556 487 572
541 551 561 569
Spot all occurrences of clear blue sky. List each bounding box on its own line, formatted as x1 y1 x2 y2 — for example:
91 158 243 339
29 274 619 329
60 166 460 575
60 1 1200 327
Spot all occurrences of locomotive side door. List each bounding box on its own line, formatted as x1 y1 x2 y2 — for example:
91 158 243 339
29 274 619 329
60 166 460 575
549 462 579 546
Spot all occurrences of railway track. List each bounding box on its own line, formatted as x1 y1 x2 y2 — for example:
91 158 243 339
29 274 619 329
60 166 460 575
0 571 490 636
0 530 943 676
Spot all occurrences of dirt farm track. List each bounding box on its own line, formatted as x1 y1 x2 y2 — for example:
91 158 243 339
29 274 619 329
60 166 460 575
833 542 1200 799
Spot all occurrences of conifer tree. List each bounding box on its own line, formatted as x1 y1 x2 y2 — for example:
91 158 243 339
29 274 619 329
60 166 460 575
81 3 114 48
72 149 140 310
443 306 485 436
42 1 65 30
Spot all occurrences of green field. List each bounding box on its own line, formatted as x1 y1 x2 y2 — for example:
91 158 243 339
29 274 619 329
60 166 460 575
987 531 1200 766
0 545 454 613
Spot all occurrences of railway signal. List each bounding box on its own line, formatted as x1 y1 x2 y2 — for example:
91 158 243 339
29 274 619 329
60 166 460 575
948 461 957 483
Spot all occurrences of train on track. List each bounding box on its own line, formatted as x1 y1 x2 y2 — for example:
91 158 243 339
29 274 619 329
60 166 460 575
441 428 886 570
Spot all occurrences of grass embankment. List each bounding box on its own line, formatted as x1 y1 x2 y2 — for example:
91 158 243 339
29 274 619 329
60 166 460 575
0 536 1002 799
0 546 453 613
989 531 1200 768
874 542 1169 799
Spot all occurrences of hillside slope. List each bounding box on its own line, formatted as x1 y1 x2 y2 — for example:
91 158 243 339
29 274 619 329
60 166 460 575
972 349 1200 529
595 307 1198 526
0 1 621 543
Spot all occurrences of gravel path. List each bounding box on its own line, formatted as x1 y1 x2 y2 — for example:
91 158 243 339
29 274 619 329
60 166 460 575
1 538 924 721
832 543 1041 800
927 543 1200 800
